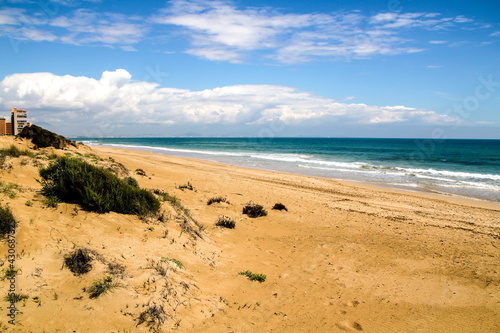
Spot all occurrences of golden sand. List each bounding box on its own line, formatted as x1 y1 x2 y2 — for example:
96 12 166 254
0 137 499 332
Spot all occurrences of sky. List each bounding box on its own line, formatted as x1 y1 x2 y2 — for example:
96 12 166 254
0 0 499 138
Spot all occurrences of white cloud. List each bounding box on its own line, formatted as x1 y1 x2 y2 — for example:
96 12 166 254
0 1 491 64
0 70 457 135
153 1 479 63
0 7 146 47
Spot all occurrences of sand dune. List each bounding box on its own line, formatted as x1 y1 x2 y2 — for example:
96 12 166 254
0 137 499 332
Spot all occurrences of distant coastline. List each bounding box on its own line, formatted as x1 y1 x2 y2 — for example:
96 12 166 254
80 137 500 203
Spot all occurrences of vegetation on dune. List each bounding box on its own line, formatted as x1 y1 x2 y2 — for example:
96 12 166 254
0 204 14 236
64 248 94 275
178 181 194 191
18 124 76 149
216 215 236 229
239 270 267 283
0 144 35 158
272 203 288 211
38 156 161 215
85 276 119 299
207 196 230 205
242 203 267 218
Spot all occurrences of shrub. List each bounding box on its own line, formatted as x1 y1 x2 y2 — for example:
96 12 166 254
207 196 230 205
216 215 236 229
38 157 161 215
239 270 267 283
42 195 60 208
86 276 118 299
0 204 14 236
272 203 288 211
135 168 147 176
242 203 267 218
18 125 76 149
64 248 94 275
178 181 194 191
123 176 139 188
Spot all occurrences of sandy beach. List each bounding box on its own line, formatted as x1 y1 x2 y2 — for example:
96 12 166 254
0 137 499 332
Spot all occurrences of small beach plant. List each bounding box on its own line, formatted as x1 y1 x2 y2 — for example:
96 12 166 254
207 196 230 205
239 270 267 283
216 215 236 229
86 276 119 299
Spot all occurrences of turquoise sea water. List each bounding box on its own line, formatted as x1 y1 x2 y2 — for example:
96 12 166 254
81 138 500 202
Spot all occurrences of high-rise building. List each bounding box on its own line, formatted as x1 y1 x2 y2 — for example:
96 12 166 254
11 108 28 135
0 117 6 135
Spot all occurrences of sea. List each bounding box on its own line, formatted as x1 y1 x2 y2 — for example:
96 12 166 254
80 137 500 203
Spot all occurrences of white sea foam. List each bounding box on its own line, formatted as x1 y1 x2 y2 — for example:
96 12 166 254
87 141 499 200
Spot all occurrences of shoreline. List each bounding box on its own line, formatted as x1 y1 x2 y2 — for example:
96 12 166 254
91 145 500 209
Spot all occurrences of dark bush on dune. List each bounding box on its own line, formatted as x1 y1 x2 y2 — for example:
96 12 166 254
216 215 236 229
272 203 288 211
0 204 14 236
242 203 267 218
64 248 94 275
18 125 76 149
39 156 161 215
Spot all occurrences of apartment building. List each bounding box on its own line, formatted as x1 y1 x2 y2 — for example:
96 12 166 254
0 108 29 135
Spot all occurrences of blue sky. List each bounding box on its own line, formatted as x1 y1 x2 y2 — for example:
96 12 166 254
0 0 499 138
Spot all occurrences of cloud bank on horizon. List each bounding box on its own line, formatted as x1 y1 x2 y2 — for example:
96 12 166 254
0 0 499 138
0 69 459 136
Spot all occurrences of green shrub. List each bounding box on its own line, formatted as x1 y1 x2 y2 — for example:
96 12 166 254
18 125 75 149
239 270 267 283
42 196 60 208
38 157 161 215
216 215 236 229
123 176 139 188
0 204 14 236
242 203 267 218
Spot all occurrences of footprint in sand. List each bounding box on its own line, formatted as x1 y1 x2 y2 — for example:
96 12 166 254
335 320 363 331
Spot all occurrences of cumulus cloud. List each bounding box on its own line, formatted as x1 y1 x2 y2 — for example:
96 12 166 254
0 69 457 135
